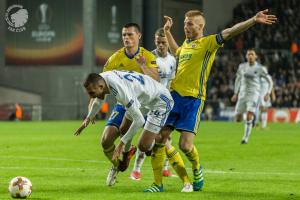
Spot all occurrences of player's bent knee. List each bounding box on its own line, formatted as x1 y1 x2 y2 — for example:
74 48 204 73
138 142 151 153
101 126 119 149
236 114 243 122
101 137 113 149
159 126 172 143
179 142 192 153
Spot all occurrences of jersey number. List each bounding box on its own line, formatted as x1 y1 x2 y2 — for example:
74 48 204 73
124 73 145 85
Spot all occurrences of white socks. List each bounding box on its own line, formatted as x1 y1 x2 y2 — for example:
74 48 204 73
242 119 253 142
132 148 145 172
261 112 268 128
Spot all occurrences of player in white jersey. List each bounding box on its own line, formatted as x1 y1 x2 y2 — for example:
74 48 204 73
74 70 174 186
254 72 276 128
130 28 177 180
231 49 273 144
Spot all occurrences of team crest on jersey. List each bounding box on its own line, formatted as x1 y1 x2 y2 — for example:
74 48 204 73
190 43 197 48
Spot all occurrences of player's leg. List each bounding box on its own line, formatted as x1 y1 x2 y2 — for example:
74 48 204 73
241 99 257 144
260 106 269 129
153 92 192 192
162 138 173 177
144 94 185 192
101 104 125 186
101 104 125 166
130 149 145 180
118 117 137 172
101 126 120 167
178 131 202 191
164 130 189 183
235 98 246 122
252 104 260 127
139 127 164 192
129 109 150 179
102 126 121 186
241 111 254 144
176 95 205 191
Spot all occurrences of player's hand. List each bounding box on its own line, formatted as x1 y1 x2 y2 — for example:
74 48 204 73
163 16 173 32
272 93 276 102
264 94 270 102
231 94 238 102
135 56 146 68
254 9 277 25
112 142 125 161
74 118 91 136
90 116 96 124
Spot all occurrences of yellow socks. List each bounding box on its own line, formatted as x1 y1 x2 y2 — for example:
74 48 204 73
103 144 119 167
166 145 190 184
151 143 166 186
184 145 200 172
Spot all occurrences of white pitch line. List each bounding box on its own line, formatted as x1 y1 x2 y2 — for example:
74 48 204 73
204 169 300 176
1 156 300 177
0 155 106 164
0 166 96 171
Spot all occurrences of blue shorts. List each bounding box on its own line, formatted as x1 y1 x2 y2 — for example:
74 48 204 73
165 91 205 134
106 104 126 128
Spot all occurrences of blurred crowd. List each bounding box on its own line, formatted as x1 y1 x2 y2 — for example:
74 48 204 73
226 0 300 50
206 0 300 118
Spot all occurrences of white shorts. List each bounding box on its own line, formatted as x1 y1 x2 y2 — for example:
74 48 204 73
259 95 271 108
144 94 174 134
235 95 259 114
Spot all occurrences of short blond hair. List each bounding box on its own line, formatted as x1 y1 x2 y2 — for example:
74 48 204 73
155 28 165 37
185 10 204 18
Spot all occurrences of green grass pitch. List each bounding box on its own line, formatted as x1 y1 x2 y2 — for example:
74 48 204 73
0 121 299 200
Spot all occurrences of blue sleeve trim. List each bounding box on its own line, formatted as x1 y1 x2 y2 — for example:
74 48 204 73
216 32 225 45
126 99 134 108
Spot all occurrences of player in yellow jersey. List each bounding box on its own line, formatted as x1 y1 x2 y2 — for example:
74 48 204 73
144 9 277 192
88 23 159 186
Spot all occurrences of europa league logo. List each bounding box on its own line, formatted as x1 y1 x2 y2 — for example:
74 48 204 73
39 3 48 23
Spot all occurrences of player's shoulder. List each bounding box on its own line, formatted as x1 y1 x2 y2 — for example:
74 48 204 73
256 63 268 72
167 52 176 61
239 62 248 68
199 34 218 43
140 47 155 57
109 47 125 59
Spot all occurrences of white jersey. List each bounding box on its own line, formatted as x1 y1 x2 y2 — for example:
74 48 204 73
260 73 273 96
152 50 176 89
96 70 173 144
234 62 273 99
101 70 171 109
259 70 273 107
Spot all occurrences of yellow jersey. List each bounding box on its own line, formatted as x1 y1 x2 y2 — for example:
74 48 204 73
103 47 157 73
171 34 223 100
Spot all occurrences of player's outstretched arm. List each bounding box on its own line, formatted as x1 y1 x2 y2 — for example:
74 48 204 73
271 88 276 102
112 106 145 160
74 118 91 136
135 56 160 81
221 9 277 41
163 16 179 55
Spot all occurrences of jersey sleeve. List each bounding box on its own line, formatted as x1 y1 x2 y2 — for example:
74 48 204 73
171 57 177 79
175 46 183 57
103 53 117 72
144 50 158 69
234 64 242 94
108 80 145 144
260 67 273 94
86 98 102 119
205 34 224 51
121 101 145 144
